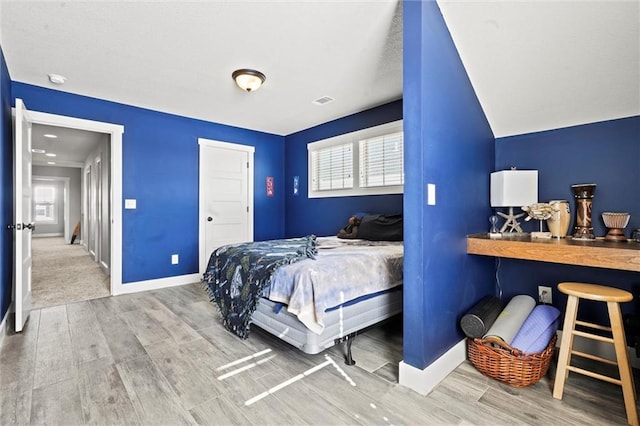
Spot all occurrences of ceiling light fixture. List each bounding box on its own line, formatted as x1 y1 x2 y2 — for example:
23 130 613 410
32 149 46 154
45 153 57 157
47 161 56 165
48 74 67 85
43 134 58 138
232 69 266 92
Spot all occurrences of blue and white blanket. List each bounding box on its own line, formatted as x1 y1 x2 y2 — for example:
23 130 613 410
265 237 403 334
203 235 317 338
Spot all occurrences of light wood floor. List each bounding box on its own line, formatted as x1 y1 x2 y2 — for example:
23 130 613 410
0 283 634 425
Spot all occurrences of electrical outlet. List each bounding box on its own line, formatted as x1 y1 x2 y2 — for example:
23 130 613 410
538 285 552 304
171 254 179 265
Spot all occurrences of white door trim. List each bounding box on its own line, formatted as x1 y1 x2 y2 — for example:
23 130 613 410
25 110 124 296
197 138 254 275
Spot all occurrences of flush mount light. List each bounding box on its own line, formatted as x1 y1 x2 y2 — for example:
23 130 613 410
47 161 56 165
232 69 266 92
45 153 56 157
48 74 66 85
43 134 58 139
32 149 46 154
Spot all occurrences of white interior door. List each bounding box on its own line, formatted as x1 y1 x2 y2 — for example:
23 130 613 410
198 139 254 274
14 98 33 332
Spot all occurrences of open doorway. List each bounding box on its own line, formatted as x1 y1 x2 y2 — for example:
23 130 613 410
30 124 112 308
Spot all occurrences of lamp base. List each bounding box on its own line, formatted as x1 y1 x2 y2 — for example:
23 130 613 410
497 207 525 233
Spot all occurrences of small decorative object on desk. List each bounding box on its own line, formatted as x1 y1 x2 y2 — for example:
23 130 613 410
602 212 630 242
571 183 596 240
488 215 501 238
546 200 571 238
522 203 554 239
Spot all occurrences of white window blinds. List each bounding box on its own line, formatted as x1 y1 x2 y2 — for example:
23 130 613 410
34 185 55 203
307 119 403 198
359 131 404 188
310 142 353 191
34 185 56 222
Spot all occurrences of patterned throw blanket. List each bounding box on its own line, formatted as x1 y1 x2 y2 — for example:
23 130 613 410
202 235 317 338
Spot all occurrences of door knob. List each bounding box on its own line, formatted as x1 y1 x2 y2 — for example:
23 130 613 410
207 216 213 222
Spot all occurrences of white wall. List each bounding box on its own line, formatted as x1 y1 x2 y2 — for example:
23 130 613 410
84 134 110 272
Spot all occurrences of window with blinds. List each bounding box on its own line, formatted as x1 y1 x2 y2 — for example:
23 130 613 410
34 185 57 223
310 143 353 191
308 120 403 198
359 131 404 188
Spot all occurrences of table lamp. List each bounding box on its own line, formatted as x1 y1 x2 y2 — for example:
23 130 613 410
491 169 538 234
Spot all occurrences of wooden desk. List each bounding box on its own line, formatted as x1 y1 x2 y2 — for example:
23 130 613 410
467 233 640 272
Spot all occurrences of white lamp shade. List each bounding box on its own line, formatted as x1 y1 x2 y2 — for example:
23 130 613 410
491 170 538 207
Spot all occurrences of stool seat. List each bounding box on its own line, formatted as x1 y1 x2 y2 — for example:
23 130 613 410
558 282 633 303
553 281 637 426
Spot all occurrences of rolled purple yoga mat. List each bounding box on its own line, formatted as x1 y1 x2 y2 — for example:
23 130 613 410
511 305 561 353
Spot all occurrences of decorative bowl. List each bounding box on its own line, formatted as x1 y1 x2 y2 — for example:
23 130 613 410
602 212 630 229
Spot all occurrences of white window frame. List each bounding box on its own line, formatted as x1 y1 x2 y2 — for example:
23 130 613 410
33 183 58 224
308 120 403 198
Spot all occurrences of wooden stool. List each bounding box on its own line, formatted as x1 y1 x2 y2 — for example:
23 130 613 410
553 282 638 426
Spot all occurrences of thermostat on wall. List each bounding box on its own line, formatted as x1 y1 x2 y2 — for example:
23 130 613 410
124 199 137 209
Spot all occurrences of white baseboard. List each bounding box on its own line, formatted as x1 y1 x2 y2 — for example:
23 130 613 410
113 273 201 295
399 338 466 395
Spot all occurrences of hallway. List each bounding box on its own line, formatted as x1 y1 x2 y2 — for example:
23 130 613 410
31 237 109 309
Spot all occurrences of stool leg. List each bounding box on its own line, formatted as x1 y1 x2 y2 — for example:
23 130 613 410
608 301 639 426
553 294 579 400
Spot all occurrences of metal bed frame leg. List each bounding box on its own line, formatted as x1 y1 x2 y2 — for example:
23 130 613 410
336 333 357 365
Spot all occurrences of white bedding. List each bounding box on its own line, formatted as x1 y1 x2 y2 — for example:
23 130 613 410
264 236 403 334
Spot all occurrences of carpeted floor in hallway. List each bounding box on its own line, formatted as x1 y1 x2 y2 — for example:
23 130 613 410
31 236 110 309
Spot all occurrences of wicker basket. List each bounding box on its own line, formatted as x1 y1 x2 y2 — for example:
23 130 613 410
467 334 557 387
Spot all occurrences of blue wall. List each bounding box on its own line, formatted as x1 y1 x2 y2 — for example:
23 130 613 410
496 116 640 322
284 101 403 237
0 45 13 322
496 117 640 236
12 83 286 284
402 1 495 369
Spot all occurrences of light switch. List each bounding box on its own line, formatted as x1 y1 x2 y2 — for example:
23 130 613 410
125 199 137 209
427 184 436 206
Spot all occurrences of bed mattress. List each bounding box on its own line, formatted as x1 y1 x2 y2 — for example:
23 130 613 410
251 287 402 354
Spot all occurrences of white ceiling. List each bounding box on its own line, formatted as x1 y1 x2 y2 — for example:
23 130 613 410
438 0 640 137
31 124 104 168
0 0 402 137
1 0 638 143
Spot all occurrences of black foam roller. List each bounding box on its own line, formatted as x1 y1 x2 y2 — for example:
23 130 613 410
460 296 504 338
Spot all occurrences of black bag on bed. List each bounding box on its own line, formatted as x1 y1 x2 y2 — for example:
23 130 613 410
356 214 403 241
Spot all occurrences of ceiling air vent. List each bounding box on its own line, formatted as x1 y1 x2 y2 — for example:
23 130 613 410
312 96 335 106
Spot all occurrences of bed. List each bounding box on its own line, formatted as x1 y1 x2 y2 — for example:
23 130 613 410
202 235 403 360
